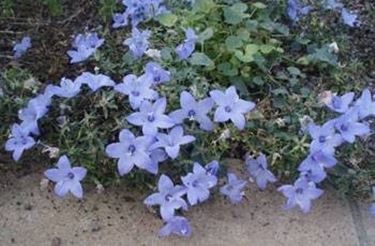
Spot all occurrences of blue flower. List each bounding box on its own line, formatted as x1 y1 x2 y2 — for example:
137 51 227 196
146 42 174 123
210 86 255 130
334 113 370 143
286 0 311 22
115 74 158 110
106 129 156 175
278 177 324 213
67 32 104 64
220 173 247 204
150 126 195 159
181 162 217 205
300 149 337 169
205 160 219 176
245 153 277 190
123 28 151 58
170 91 214 131
298 159 327 183
49 77 82 98
113 12 129 28
144 62 171 85
159 216 192 237
75 72 115 92
5 124 36 161
144 174 187 220
44 155 87 199
176 28 198 60
127 97 175 135
341 8 360 27
354 89 375 120
308 121 343 153
13 36 31 58
326 92 354 113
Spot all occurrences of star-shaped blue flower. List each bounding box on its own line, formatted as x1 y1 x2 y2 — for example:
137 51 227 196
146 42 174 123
50 77 82 98
144 62 171 85
67 32 104 64
123 28 151 58
75 72 115 92
210 86 255 130
176 28 198 60
127 97 175 135
13 36 31 58
308 121 343 153
334 113 370 143
44 155 87 198
220 173 247 204
159 216 192 238
105 129 155 175
354 89 375 120
278 177 324 213
326 92 354 113
144 174 187 220
5 124 36 161
245 153 277 190
170 91 214 131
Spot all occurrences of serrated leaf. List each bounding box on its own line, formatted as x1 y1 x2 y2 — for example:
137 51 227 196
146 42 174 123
189 52 215 67
156 13 178 27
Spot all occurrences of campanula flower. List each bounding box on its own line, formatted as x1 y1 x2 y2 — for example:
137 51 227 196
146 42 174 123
220 173 247 204
181 162 217 205
150 126 196 159
144 174 187 220
326 92 354 113
127 97 175 135
115 74 158 110
176 28 198 60
170 91 214 131
5 124 36 161
300 149 337 169
121 0 168 27
13 36 31 58
144 62 171 85
286 0 311 22
308 121 343 153
210 86 255 130
205 160 220 176
298 159 327 183
75 72 115 91
334 113 370 143
105 129 156 175
67 32 104 63
44 155 87 199
245 153 277 190
278 177 324 213
159 216 192 237
49 78 82 98
354 89 375 120
341 8 360 27
123 28 151 58
113 12 129 28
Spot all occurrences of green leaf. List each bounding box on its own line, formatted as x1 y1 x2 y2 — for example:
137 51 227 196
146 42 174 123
190 52 215 67
218 62 238 76
224 3 249 25
225 36 243 51
234 44 259 62
198 28 214 43
252 2 267 9
287 66 301 76
193 0 215 13
156 13 178 27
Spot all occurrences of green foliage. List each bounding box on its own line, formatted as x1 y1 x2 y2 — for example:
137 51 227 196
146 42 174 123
41 0 62 16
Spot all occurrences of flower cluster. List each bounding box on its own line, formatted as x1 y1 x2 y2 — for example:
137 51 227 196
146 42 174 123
67 32 104 63
112 0 168 28
278 89 374 213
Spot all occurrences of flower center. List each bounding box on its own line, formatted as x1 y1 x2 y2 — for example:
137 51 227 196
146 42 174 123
67 172 75 179
128 144 136 154
154 75 161 82
147 114 155 122
296 188 304 194
340 123 349 132
188 110 196 118
224 106 232 113
131 90 140 97
165 194 173 202
319 136 326 143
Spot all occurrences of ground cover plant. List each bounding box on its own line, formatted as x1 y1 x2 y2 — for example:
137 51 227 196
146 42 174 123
1 0 375 238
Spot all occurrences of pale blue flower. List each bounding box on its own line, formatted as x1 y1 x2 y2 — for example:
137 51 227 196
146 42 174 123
127 97 175 135
5 124 36 161
49 77 82 98
115 74 158 110
150 126 195 159
170 91 214 131
159 216 192 237
113 12 129 28
67 32 104 63
341 8 360 27
354 89 375 120
44 155 87 199
75 72 115 92
308 121 343 153
205 160 219 176
144 174 187 220
105 129 155 175
181 162 217 205
245 153 277 190
13 36 31 58
326 92 354 113
298 158 327 183
144 62 171 85
123 28 151 58
176 28 198 60
278 177 324 213
210 86 255 130
334 113 370 143
220 173 247 204
286 0 311 22
300 149 337 169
